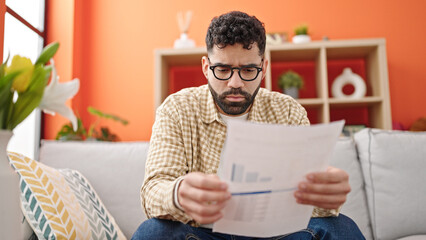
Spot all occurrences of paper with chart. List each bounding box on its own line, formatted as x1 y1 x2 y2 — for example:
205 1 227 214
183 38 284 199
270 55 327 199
213 120 344 237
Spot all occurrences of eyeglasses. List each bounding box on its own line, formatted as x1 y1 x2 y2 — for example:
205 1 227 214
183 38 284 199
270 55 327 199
208 58 264 81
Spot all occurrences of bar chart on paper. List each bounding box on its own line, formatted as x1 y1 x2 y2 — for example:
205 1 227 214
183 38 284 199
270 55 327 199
227 163 298 222
231 163 272 183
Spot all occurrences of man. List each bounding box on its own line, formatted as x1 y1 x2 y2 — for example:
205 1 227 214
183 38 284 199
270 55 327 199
132 11 364 239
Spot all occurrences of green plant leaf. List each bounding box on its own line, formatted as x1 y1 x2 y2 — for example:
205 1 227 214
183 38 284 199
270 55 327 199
55 114 87 140
35 42 59 65
0 53 10 79
278 70 304 89
0 71 20 97
0 72 21 129
88 106 129 125
7 65 46 129
294 25 308 35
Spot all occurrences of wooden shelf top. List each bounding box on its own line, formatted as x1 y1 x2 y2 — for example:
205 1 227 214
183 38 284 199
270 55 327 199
329 96 383 107
297 98 324 107
155 38 385 55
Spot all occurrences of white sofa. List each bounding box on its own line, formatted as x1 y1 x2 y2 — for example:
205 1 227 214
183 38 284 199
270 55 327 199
38 128 426 240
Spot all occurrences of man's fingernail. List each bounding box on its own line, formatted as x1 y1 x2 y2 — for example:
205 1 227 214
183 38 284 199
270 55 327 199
307 174 314 180
221 183 228 189
300 183 307 190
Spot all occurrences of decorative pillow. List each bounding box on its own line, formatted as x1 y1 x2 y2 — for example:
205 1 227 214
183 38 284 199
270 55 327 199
8 152 126 240
39 140 148 238
329 137 372 239
354 129 426 240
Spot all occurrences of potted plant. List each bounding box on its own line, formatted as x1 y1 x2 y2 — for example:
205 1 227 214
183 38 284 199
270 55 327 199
278 70 304 98
292 24 311 44
55 106 128 141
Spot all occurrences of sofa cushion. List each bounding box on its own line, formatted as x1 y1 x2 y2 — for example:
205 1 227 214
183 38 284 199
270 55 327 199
354 129 426 240
8 152 126 240
329 137 372 239
39 140 149 238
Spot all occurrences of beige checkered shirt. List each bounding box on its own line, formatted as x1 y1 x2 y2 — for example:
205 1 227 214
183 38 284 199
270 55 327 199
141 85 339 226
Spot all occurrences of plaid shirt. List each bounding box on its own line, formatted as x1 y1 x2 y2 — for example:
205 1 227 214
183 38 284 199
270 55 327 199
141 85 339 226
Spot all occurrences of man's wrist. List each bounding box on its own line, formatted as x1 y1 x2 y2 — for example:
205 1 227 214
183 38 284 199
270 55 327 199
173 177 185 211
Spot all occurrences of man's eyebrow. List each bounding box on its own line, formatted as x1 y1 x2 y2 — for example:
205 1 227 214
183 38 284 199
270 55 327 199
211 62 231 67
241 63 260 67
210 62 260 67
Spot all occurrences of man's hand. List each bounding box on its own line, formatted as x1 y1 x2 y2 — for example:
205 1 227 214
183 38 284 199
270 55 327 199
178 172 231 224
294 166 351 210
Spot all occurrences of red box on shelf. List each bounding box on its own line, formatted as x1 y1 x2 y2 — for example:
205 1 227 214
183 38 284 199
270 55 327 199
330 107 370 127
169 66 206 95
305 107 320 124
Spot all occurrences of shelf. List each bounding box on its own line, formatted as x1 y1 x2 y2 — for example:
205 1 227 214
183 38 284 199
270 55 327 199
297 98 324 107
329 97 383 107
155 38 392 129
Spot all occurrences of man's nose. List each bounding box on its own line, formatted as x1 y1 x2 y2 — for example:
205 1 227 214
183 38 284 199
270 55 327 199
227 70 244 89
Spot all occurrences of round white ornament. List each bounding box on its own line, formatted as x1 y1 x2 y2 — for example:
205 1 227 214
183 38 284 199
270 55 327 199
332 68 366 99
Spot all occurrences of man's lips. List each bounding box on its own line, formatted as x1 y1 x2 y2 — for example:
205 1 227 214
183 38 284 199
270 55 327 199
225 95 245 102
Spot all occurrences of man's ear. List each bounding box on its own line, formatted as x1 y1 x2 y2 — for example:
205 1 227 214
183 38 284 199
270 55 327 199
262 58 269 81
201 56 209 79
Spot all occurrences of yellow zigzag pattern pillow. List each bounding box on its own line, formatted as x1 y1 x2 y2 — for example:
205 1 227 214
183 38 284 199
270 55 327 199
8 152 126 240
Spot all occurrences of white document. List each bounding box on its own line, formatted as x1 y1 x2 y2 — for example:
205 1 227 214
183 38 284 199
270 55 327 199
213 120 345 237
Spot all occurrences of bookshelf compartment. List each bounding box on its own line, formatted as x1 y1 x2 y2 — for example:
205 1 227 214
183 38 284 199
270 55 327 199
270 61 318 99
330 106 370 127
169 66 206 94
305 107 322 124
327 59 371 98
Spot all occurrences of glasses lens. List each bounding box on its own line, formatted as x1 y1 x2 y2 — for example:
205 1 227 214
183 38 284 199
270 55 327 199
240 67 259 81
213 66 232 80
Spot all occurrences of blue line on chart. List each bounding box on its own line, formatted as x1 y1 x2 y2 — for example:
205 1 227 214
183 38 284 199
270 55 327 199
231 187 297 196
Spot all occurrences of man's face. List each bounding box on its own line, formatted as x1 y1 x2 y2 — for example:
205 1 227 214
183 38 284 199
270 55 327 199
202 43 268 116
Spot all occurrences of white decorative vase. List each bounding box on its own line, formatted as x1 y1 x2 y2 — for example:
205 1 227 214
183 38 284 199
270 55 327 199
173 33 195 49
0 130 22 239
292 34 311 44
332 68 366 99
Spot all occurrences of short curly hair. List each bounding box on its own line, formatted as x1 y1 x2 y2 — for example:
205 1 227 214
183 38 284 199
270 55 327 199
205 11 266 56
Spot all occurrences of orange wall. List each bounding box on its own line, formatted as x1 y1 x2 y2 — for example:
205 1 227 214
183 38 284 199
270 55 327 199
44 0 426 140
44 0 75 137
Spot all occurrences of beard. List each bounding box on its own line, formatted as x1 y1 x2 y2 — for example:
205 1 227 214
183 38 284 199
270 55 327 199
208 83 261 115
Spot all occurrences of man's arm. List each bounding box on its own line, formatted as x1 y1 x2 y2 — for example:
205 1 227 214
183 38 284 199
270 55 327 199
141 103 231 225
141 106 192 223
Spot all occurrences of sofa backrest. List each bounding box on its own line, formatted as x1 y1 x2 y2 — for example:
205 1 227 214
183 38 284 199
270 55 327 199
39 140 149 239
330 137 373 239
354 129 426 240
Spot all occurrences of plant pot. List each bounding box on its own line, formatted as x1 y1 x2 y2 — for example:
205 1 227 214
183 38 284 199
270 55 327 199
0 130 23 239
284 87 299 99
292 34 311 44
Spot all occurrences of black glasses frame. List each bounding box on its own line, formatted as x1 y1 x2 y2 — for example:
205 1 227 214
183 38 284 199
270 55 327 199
208 58 264 81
